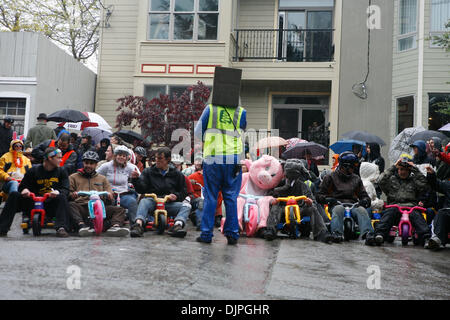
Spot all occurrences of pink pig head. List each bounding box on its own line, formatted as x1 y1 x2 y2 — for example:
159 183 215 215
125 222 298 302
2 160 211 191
248 155 283 190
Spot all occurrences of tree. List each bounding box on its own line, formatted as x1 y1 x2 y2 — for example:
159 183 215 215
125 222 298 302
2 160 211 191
0 0 103 61
115 81 211 151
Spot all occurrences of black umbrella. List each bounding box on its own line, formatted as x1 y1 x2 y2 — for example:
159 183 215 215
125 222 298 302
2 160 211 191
47 109 89 123
282 142 328 159
410 130 448 143
114 129 144 144
341 130 386 146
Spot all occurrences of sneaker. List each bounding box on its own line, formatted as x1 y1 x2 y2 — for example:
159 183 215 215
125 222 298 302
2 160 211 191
364 232 376 246
375 234 384 245
56 228 69 238
317 230 333 244
226 235 238 245
263 229 276 241
130 223 144 238
78 226 95 237
424 236 441 250
196 236 212 244
331 232 343 243
105 226 130 237
168 223 187 238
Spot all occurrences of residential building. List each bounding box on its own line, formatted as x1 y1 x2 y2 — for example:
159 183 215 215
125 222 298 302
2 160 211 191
95 0 449 164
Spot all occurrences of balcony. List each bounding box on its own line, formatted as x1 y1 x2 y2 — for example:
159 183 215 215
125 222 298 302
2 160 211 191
232 29 334 62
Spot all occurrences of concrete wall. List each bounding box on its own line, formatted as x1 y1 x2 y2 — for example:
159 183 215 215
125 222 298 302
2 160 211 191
338 0 394 162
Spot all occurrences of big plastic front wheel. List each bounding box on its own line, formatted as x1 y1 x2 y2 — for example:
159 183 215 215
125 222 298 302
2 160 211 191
157 214 166 235
401 224 410 246
344 219 353 241
32 214 41 236
245 206 258 237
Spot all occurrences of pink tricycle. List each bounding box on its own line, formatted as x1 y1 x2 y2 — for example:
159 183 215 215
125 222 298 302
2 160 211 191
384 204 427 246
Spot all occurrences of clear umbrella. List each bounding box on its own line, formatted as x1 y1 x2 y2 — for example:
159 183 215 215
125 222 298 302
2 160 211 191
388 126 425 163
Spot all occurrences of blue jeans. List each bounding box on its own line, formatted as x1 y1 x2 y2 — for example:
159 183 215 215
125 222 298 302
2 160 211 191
2 180 19 194
115 193 138 222
201 163 242 241
330 205 374 236
135 198 190 226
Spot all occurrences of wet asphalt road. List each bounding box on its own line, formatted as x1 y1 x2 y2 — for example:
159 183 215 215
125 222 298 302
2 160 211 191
0 215 449 300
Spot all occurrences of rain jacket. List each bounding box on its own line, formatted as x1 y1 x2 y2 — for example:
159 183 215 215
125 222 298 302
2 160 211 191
317 167 371 205
69 169 113 205
0 140 32 182
427 171 450 208
360 162 384 211
131 164 186 201
411 140 435 166
24 122 57 149
377 164 428 207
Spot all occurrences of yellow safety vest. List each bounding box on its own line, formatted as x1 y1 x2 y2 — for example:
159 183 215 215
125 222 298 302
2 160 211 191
203 104 244 157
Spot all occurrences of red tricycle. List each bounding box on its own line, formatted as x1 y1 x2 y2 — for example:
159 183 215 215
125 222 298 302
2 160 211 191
384 204 427 246
143 193 175 234
21 192 54 236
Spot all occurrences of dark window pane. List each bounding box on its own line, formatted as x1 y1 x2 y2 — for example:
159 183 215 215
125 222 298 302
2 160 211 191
175 0 194 11
150 0 170 11
169 86 189 97
149 14 169 39
198 13 218 40
199 0 219 11
429 93 450 131
144 85 166 100
174 14 194 40
397 96 414 134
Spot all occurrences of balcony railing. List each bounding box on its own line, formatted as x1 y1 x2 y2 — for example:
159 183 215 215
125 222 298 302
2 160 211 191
233 29 334 62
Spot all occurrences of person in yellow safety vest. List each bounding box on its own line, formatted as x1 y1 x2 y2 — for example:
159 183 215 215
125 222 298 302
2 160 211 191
194 103 247 245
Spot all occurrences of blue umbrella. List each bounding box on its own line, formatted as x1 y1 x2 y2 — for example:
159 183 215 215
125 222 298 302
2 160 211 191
329 139 366 155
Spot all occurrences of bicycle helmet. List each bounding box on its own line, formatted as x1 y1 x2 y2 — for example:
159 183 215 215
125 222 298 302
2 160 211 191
114 145 130 156
134 146 147 157
82 151 100 163
338 151 359 169
171 154 184 165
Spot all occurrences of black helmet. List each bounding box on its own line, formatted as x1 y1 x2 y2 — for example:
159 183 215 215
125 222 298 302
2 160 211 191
82 151 100 163
338 151 359 168
4 117 14 124
134 146 147 157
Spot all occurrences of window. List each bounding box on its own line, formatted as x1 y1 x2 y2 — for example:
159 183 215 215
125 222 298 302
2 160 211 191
0 98 26 135
428 93 450 131
279 0 333 8
148 0 219 41
430 0 450 47
398 0 417 51
144 84 213 101
397 96 414 134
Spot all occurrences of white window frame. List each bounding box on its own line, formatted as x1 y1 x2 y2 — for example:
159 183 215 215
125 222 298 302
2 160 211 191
397 0 419 52
429 0 450 48
148 0 220 41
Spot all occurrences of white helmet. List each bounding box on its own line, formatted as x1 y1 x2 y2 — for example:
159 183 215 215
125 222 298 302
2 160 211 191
114 145 131 156
171 154 184 165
